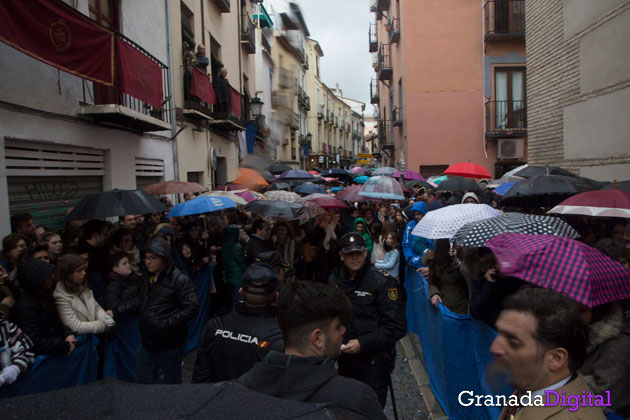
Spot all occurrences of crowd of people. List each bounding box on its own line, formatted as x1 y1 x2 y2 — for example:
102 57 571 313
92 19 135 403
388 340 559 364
0 179 628 419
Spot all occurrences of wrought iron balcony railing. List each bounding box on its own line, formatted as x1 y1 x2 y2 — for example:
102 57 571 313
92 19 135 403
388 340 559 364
485 100 527 137
484 0 525 41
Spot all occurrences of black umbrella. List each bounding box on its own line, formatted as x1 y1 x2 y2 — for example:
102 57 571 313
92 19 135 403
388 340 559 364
66 189 167 221
268 182 291 191
501 175 598 208
0 379 361 420
405 180 434 190
601 180 630 192
260 170 275 182
294 183 326 195
244 200 306 220
513 165 577 178
267 163 294 174
436 176 482 193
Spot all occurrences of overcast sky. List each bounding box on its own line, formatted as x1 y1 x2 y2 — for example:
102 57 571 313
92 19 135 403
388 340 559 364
267 0 374 114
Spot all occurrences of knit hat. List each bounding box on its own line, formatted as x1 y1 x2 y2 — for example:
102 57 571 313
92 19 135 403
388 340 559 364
461 192 480 203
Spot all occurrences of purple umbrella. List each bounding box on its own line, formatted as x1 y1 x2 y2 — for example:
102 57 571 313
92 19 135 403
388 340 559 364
391 170 425 181
487 233 630 307
277 170 315 180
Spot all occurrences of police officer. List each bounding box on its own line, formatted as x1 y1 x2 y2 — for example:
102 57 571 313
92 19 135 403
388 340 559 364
192 263 283 383
255 251 290 284
328 232 407 407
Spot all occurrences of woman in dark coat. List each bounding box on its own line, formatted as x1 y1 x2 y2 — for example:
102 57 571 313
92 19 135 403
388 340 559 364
424 239 469 315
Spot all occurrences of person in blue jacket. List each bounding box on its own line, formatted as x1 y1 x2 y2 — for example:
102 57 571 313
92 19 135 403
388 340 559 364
401 201 432 269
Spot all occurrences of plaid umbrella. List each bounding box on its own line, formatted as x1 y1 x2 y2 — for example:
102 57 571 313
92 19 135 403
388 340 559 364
298 201 326 221
487 233 630 307
453 212 580 248
411 204 500 239
373 167 398 176
548 189 630 218
244 200 305 220
359 176 405 200
263 190 301 203
300 193 347 210
336 185 371 201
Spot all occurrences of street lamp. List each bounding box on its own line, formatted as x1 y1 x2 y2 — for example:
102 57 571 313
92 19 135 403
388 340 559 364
306 132 312 143
250 96 263 119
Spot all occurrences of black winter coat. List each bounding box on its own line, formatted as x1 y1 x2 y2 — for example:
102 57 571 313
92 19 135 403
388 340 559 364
245 235 273 265
192 303 283 383
105 273 140 318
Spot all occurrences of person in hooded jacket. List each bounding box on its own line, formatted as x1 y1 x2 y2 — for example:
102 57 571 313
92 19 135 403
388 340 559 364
222 220 248 309
136 237 199 384
401 201 431 269
238 280 386 420
192 263 283 383
11 258 77 356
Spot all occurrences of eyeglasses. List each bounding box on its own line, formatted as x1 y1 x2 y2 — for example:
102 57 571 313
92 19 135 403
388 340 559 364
144 255 160 261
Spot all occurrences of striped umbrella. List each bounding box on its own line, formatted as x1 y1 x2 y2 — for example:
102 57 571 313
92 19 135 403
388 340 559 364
373 167 398 176
487 233 630 307
263 190 301 203
452 212 580 248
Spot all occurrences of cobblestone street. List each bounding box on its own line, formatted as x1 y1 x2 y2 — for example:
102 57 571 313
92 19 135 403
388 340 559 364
383 341 429 420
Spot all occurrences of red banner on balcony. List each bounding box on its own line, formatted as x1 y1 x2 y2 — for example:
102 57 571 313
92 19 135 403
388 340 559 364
0 0 114 85
230 87 242 118
117 37 163 109
191 67 215 105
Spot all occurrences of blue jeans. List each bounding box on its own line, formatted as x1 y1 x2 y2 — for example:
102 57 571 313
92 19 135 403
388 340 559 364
136 343 184 384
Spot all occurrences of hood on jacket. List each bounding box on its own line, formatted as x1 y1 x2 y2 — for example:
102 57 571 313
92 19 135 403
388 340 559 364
17 258 56 294
411 201 427 215
222 224 241 245
353 217 366 231
144 236 174 268
238 351 337 402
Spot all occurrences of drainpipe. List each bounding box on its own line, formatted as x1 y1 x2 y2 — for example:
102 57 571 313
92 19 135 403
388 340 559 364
165 0 179 181
236 0 244 165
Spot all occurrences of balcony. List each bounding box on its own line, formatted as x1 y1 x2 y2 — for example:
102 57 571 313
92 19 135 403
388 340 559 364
318 106 324 120
370 79 379 104
369 23 378 52
209 84 245 131
392 106 402 127
297 88 310 111
371 0 390 13
261 32 271 53
80 33 171 132
290 111 300 130
484 0 525 41
379 120 394 150
485 100 527 138
240 14 256 54
212 0 230 13
388 17 400 44
377 44 392 82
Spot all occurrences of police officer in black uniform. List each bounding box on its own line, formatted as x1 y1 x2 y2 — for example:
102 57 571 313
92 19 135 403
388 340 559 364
192 263 283 383
328 232 407 407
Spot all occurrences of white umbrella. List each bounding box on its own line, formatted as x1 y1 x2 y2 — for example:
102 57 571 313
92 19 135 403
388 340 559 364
411 204 501 239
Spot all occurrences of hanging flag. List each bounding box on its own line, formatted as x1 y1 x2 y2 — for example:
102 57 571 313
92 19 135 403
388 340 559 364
230 87 242 118
191 67 216 104
0 0 114 85
117 37 163 109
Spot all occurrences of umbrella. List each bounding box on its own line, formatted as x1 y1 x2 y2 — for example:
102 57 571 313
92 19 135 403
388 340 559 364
277 170 315 180
493 182 515 196
431 175 449 184
202 190 248 205
336 185 370 201
167 196 237 218
321 168 348 177
244 200 305 220
308 170 320 176
436 176 482 193
294 183 326 195
354 176 369 184
513 165 578 178
548 189 630 218
1 378 358 420
263 190 302 203
411 204 500 239
298 201 327 220
487 176 524 189
330 187 343 193
444 162 491 179
300 193 347 210
373 167 398 176
452 212 580 248
405 180 434 191
143 180 208 195
67 189 167 221
259 170 275 182
359 176 405 200
487 233 630 307
350 167 365 174
267 182 291 191
601 181 630 192
231 168 269 188
391 170 425 181
502 175 598 208
267 163 294 174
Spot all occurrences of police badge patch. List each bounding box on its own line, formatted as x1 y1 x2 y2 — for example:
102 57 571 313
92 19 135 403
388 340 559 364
387 288 398 301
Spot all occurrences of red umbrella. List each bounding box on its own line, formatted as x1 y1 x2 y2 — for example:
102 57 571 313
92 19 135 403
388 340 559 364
487 233 630 307
144 180 208 195
548 189 630 218
444 162 491 179
336 185 372 201
300 193 347 210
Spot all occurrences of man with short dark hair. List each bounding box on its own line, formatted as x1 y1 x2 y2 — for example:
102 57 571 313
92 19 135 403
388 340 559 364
256 251 289 284
80 220 110 276
245 220 273 264
491 288 605 420
329 232 407 407
238 280 386 420
11 213 36 245
192 263 283 383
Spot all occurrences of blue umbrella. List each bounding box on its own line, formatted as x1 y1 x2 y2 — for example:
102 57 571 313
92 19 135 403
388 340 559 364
354 176 370 184
493 182 516 196
294 183 326 195
167 196 237 218
277 170 314 180
331 187 343 193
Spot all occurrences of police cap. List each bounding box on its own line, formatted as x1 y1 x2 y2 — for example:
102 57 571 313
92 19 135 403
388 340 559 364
340 232 366 254
242 263 278 293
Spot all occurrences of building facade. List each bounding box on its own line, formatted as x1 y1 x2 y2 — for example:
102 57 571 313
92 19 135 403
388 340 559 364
526 0 630 180
370 0 526 177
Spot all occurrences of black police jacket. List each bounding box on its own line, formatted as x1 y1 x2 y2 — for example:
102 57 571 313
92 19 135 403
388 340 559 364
138 266 199 349
192 302 283 383
328 263 407 356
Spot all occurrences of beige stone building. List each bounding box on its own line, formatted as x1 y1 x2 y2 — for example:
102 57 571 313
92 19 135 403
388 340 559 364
526 0 630 180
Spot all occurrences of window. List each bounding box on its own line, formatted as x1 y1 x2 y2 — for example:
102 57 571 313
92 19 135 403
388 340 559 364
89 0 118 30
494 67 526 129
180 2 194 48
210 37 222 78
398 78 403 121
